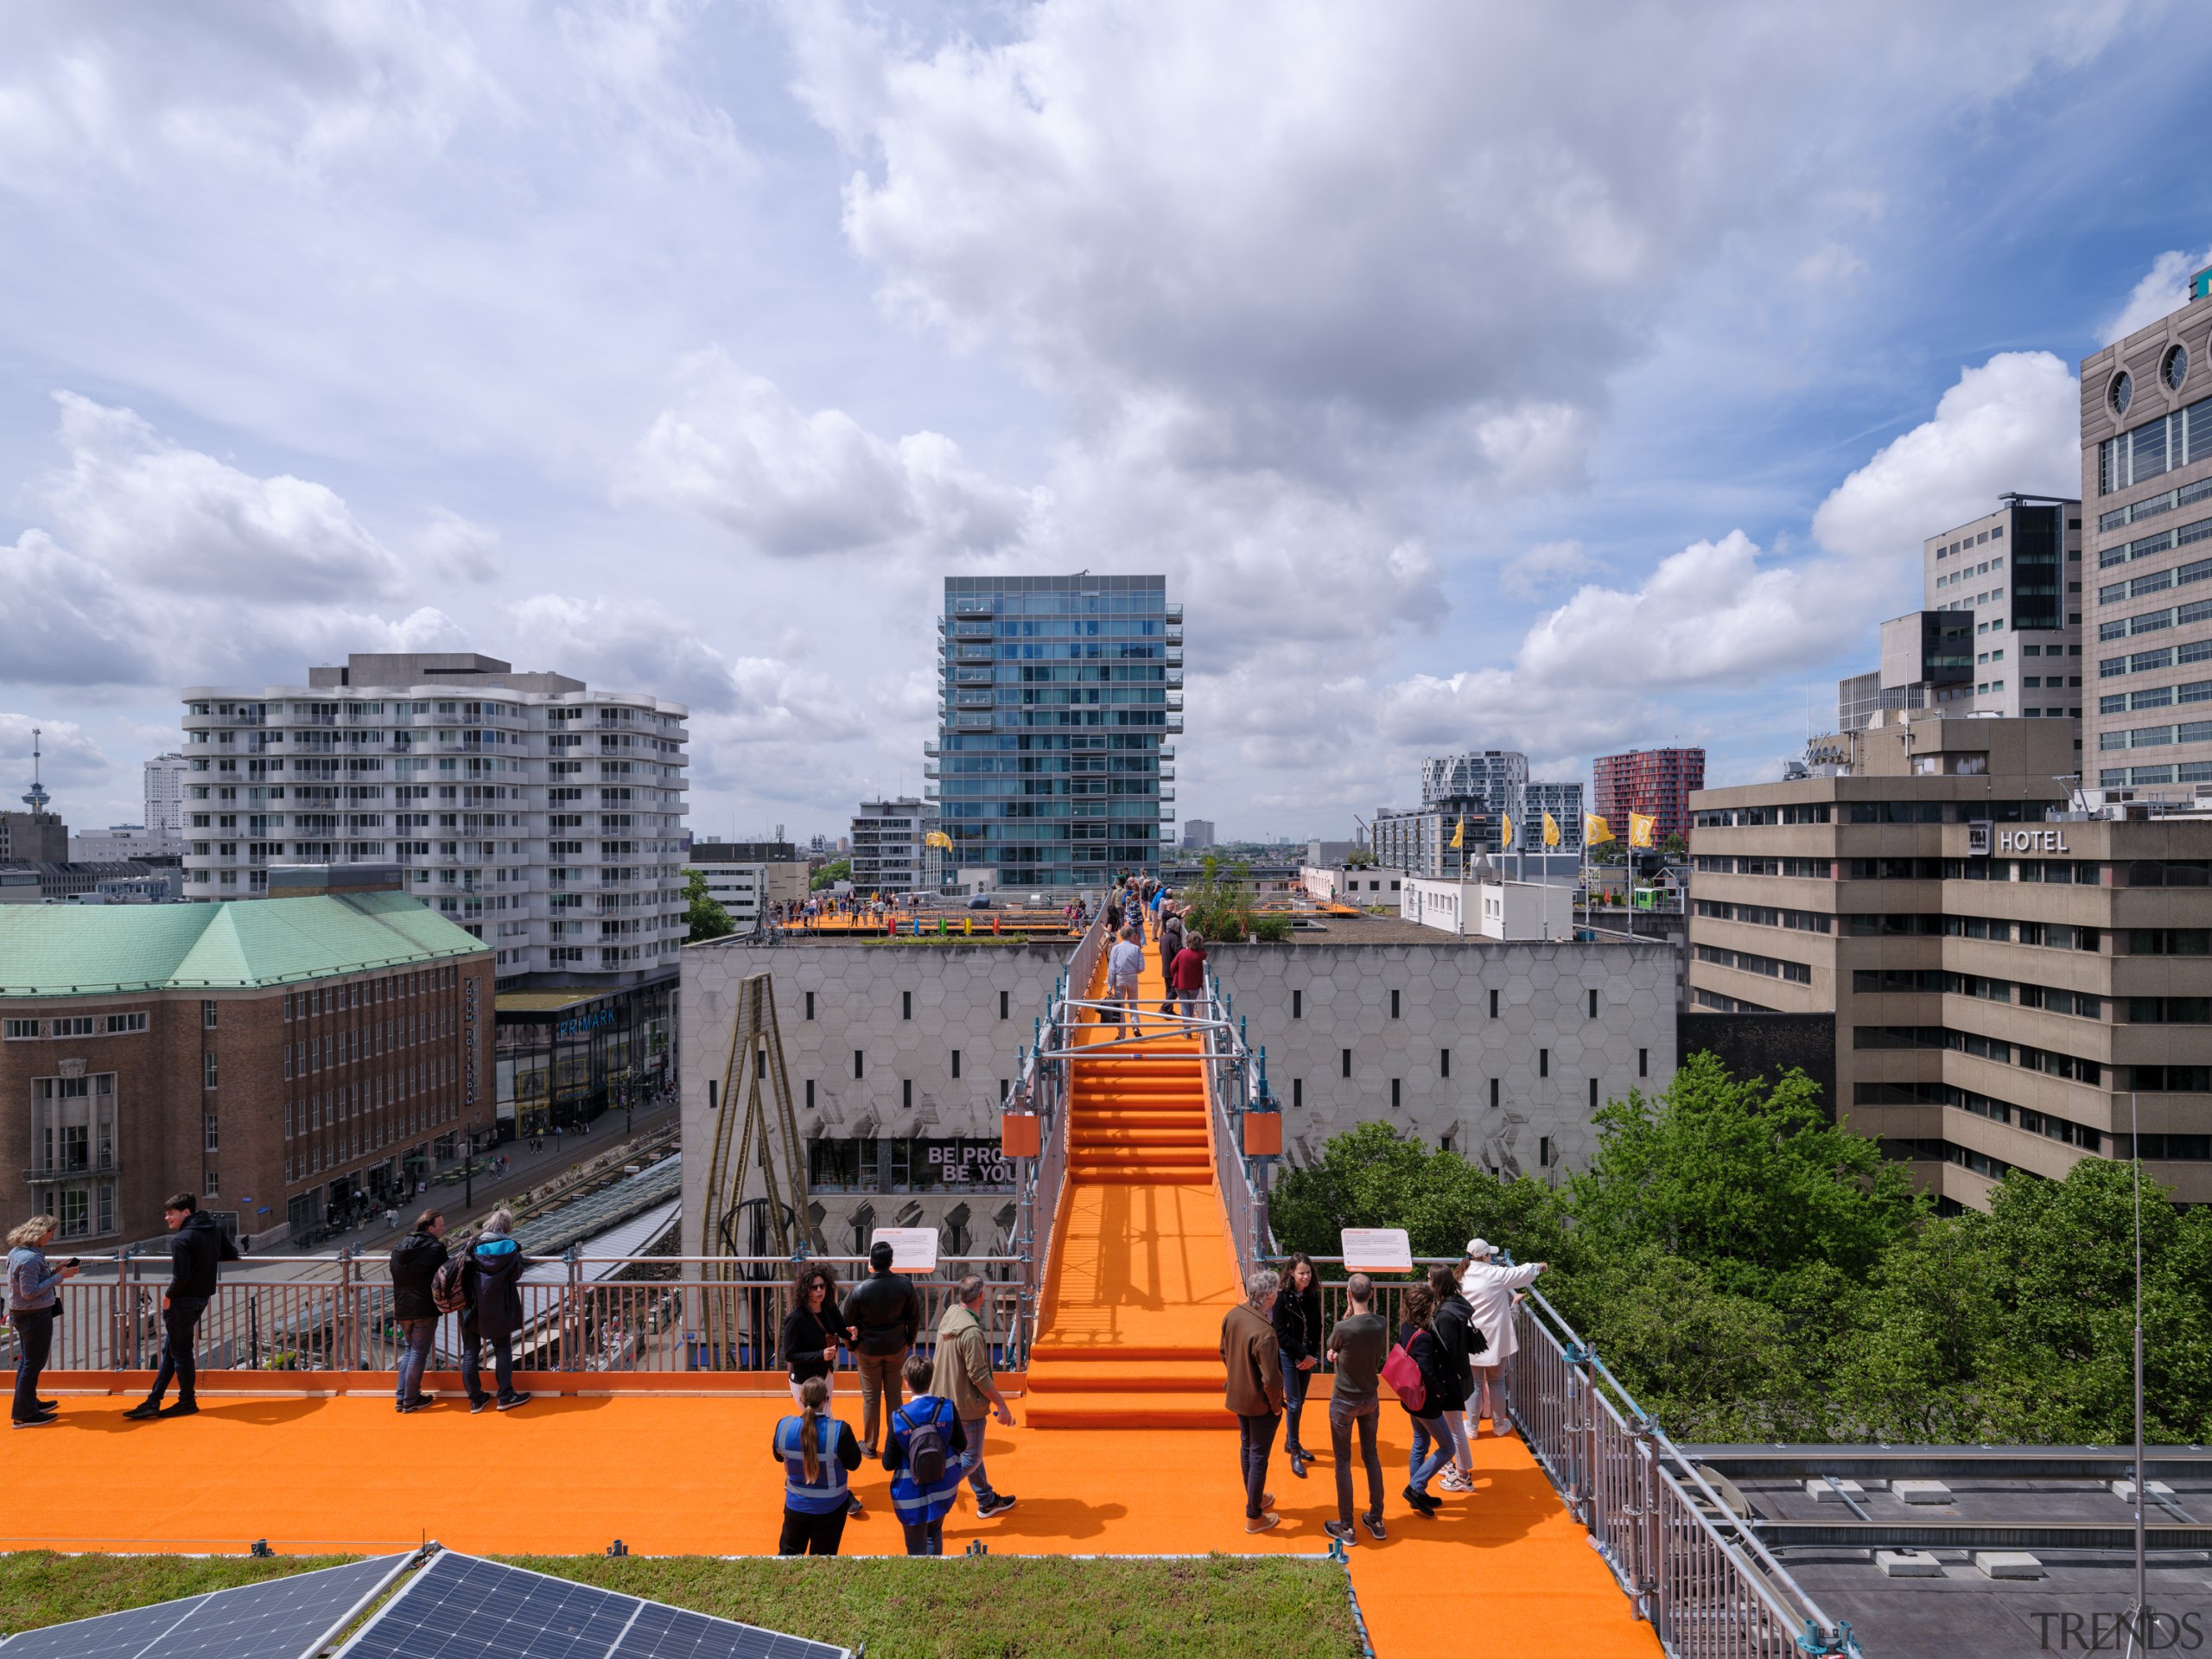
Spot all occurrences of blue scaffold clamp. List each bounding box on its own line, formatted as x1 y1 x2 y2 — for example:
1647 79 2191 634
965 1539 989 1557
1796 1618 1857 1656
1561 1341 1593 1367
1325 1535 1350 1565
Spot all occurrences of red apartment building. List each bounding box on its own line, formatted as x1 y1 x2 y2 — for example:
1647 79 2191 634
1592 747 1706 847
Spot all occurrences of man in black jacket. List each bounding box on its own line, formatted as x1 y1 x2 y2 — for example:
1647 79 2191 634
124 1193 237 1421
389 1210 448 1414
840 1240 921 1456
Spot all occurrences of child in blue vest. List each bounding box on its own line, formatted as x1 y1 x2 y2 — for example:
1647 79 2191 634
773 1376 863 1555
884 1351 969 1555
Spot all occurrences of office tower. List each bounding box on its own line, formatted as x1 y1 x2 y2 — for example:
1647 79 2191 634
1592 748 1706 846
931 575 1181 888
2082 266 2212 794
144 753 190 836
849 801 937 894
1922 495 2085 719
1182 818 1216 850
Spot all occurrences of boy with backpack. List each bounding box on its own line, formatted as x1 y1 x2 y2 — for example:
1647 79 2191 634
883 1351 968 1555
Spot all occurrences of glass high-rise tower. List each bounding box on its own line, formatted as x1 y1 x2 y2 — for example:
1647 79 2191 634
929 575 1182 889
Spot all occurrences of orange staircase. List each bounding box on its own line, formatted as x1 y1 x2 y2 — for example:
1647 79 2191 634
1024 943 1242 1429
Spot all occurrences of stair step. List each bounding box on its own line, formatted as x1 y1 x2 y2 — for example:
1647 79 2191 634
1072 1133 1209 1148
1069 1171 1212 1185
1024 1391 1238 1431
1030 1342 1218 1363
1027 1360 1221 1393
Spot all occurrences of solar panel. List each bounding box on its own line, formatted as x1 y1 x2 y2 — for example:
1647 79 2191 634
1 1553 415 1659
336 1553 849 1659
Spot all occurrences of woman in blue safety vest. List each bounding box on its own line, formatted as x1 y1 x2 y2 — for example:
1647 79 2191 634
772 1376 864 1555
884 1350 969 1555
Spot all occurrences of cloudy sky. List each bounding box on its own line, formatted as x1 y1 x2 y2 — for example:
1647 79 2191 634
3 3 2209 844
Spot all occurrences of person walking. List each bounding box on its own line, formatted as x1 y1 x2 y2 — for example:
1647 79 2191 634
7 1216 77 1428
388 1210 448 1413
1273 1253 1324 1478
884 1351 967 1555
1168 931 1207 1021
1394 1284 1455 1515
1220 1267 1286 1533
461 1209 529 1412
773 1376 863 1555
1106 926 1145 1032
1156 903 1185 1011
1321 1272 1388 1544
1459 1239 1545 1436
1427 1264 1479 1491
841 1241 920 1458
124 1193 236 1421
931 1274 1018 1519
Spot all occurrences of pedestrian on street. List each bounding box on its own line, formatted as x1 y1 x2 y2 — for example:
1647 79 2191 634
840 1241 921 1458
389 1210 448 1413
774 1375 862 1556
884 1351 967 1555
1394 1284 1455 1516
930 1274 1018 1519
124 1193 236 1421
7 1215 78 1428
1273 1252 1323 1478
1458 1239 1544 1436
1220 1266 1286 1533
462 1209 530 1412
1321 1272 1388 1545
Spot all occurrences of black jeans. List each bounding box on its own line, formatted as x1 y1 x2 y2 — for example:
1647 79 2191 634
779 1506 849 1556
1281 1353 1313 1453
462 1327 518 1402
1329 1397 1384 1525
12 1308 54 1421
148 1296 207 1406
1237 1411 1281 1518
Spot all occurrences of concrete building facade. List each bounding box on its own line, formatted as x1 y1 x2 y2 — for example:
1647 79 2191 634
1688 715 2212 1208
931 574 1181 888
849 800 937 895
144 753 190 837
0 891 493 1247
1182 819 1216 850
2082 270 2212 794
688 840 809 927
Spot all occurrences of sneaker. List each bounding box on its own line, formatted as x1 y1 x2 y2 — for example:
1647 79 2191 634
122 1400 164 1421
1437 1469 1472 1494
1402 1484 1439 1516
495 1394 529 1411
1322 1519 1356 1546
1244 1511 1281 1534
468 1396 493 1414
1361 1512 1388 1542
157 1401 199 1419
976 1495 1018 1519
846 1494 865 1516
34 1399 55 1412
404 1395 433 1410
12 1412 57 1428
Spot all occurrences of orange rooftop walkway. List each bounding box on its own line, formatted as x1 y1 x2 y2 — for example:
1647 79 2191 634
7 934 1657 1657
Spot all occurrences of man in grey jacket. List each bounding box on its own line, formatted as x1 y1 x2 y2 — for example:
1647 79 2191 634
930 1275 1018 1518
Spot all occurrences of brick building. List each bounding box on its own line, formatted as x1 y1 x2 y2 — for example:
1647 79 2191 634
0 887 493 1248
1592 747 1706 848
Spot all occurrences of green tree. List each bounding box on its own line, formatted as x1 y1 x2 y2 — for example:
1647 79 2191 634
810 858 851 892
683 868 734 942
1269 1121 1566 1263
1181 855 1257 942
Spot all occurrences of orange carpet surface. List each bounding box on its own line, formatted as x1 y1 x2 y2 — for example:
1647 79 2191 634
4 916 1659 1657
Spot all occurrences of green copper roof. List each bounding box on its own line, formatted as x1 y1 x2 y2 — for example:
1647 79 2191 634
0 892 486 997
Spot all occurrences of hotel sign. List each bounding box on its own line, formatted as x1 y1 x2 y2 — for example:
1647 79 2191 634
1998 829 2069 855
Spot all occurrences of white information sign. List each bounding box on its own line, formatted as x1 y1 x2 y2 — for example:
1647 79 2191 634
870 1227 939 1274
1340 1227 1413 1274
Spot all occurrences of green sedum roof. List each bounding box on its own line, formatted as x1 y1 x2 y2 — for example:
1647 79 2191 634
0 892 487 997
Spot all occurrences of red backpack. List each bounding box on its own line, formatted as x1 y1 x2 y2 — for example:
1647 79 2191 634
1381 1340 1426 1413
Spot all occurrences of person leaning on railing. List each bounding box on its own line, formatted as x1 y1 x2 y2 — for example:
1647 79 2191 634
389 1210 448 1414
6 1215 78 1428
1457 1239 1544 1439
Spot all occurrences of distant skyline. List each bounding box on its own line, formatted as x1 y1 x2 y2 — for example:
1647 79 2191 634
2 5 2209 843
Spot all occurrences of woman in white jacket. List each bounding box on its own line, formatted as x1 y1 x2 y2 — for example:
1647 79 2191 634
1456 1238 1544 1437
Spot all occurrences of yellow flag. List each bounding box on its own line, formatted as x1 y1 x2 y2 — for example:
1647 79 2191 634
925 830 954 850
1628 811 1656 849
1584 814 1614 846
1450 815 1465 849
1542 811 1560 848
1501 812 1514 849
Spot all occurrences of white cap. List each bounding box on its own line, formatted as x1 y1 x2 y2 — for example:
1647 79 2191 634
1465 1237 1493 1259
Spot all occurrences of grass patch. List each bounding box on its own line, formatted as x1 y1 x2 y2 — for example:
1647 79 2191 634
0 1553 355 1636
0 1553 1360 1658
513 1555 1361 1659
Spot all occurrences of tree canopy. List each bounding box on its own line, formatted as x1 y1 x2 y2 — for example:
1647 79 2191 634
682 868 734 942
1270 1052 2212 1444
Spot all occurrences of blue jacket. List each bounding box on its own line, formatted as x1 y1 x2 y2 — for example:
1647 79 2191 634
467 1235 526 1339
773 1413 863 1514
884 1394 969 1523
6 1244 64 1313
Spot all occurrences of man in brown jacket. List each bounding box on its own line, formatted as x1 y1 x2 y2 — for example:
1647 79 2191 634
931 1275 1018 1518
1219 1267 1286 1533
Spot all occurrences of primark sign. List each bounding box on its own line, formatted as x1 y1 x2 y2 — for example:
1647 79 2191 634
1967 822 2070 857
